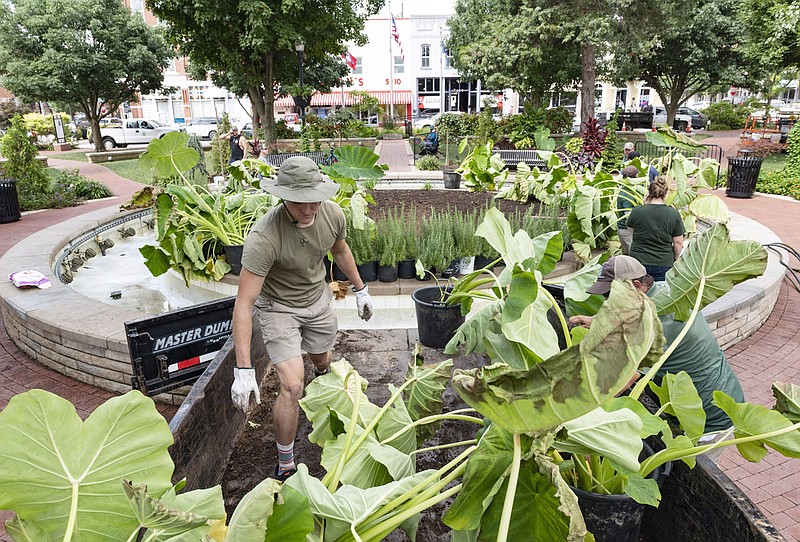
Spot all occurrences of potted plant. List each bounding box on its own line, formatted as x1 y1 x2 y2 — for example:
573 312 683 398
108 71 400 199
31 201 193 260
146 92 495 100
455 139 509 192
398 206 419 279
347 215 378 282
375 211 403 282
452 210 479 275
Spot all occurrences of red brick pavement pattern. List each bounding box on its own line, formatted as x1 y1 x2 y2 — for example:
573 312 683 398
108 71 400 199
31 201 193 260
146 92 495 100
377 139 414 172
1 142 800 539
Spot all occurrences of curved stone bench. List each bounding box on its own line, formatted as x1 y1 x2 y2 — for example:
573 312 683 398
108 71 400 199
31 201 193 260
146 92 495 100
0 205 785 403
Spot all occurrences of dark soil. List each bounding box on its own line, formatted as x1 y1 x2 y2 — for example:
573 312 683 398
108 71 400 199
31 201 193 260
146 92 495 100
220 188 537 540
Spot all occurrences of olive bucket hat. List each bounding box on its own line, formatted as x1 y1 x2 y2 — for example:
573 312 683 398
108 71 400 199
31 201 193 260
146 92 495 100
263 156 339 203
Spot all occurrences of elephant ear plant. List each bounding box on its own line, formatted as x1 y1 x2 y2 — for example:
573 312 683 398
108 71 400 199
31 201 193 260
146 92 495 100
137 132 279 285
0 389 296 542
439 210 800 542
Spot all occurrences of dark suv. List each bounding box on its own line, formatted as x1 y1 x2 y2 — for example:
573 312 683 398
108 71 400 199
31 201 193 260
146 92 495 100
677 107 707 130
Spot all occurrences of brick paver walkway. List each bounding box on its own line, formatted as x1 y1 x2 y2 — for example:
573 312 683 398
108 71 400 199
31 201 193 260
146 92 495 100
377 138 414 172
1 140 799 539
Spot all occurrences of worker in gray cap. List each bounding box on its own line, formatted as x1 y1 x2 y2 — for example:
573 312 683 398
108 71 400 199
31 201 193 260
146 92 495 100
230 156 373 481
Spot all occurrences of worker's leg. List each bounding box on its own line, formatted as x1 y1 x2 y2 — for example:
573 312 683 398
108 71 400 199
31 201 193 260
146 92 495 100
272 356 305 448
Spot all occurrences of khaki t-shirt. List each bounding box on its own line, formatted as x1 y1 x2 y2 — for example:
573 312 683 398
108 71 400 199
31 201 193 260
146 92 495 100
242 201 346 308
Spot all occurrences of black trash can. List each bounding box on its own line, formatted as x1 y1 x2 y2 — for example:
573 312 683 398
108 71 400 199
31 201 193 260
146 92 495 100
0 178 21 224
404 119 412 137
726 156 763 199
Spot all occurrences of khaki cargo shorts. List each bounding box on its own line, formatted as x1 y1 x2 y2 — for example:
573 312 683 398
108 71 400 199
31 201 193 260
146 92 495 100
255 287 337 364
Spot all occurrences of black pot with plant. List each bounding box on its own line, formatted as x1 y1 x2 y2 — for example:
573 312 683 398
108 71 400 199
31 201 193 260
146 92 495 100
411 285 465 348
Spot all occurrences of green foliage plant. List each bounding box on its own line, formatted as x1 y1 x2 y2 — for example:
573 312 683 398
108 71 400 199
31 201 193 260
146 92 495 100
544 106 576 134
600 111 623 172
415 155 441 171
0 115 50 209
456 139 509 192
23 112 72 140
376 211 403 267
138 132 279 284
0 388 302 542
702 101 750 130
207 113 232 176
71 177 113 200
438 208 793 542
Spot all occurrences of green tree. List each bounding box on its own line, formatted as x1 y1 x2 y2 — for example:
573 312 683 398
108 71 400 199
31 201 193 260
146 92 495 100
737 0 800 115
612 0 745 125
0 0 171 152
448 0 582 108
149 0 384 145
0 116 49 210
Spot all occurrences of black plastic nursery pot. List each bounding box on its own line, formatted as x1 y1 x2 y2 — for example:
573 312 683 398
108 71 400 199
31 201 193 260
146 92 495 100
378 264 398 282
473 255 496 270
443 171 461 189
398 259 416 279
440 259 460 278
412 286 465 349
572 442 670 542
357 261 378 282
222 244 244 276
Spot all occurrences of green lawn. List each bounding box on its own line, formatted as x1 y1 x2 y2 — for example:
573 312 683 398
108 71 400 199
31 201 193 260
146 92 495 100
103 159 155 184
55 151 89 162
760 153 787 174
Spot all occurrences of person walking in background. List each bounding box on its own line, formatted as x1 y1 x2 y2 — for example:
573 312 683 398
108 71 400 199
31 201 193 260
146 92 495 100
229 157 374 481
623 141 640 161
626 176 685 281
219 125 246 165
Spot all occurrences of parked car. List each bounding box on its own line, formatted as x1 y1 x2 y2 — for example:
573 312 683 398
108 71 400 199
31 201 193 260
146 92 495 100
413 111 463 131
653 106 694 132
677 106 708 130
241 122 254 139
282 113 302 133
92 119 179 150
181 117 219 140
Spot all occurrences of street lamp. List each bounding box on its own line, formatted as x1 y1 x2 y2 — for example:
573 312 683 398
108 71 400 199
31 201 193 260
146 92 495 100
294 40 306 130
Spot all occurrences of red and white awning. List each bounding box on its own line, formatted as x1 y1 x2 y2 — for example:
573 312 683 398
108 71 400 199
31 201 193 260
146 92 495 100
274 90 412 107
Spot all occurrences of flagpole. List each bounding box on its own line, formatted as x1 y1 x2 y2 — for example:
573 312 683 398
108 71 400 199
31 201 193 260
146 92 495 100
389 10 395 120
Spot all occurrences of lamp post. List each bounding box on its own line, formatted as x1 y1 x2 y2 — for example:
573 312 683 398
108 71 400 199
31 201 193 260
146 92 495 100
294 40 306 130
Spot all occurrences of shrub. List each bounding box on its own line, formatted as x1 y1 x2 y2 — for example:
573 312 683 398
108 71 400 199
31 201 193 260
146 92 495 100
415 155 441 171
702 101 750 130
0 115 50 210
785 123 800 177
756 170 800 199
738 139 785 158
436 113 479 138
544 106 575 134
72 177 113 200
207 113 232 175
24 112 72 139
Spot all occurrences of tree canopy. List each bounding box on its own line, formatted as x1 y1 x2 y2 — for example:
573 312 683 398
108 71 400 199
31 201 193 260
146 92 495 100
447 0 582 108
149 0 383 144
612 0 745 123
0 0 171 151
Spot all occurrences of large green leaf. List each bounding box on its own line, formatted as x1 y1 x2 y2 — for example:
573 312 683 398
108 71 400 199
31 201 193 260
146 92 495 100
648 372 706 440
688 194 729 223
227 479 284 542
442 424 515 531
299 359 381 445
651 223 768 320
402 356 453 443
555 408 644 472
139 244 173 277
324 145 385 181
444 301 503 356
123 481 221 541
714 392 800 462
284 465 435 541
265 484 315 542
139 131 200 177
0 390 174 541
531 231 563 276
645 128 705 152
474 207 537 269
452 280 664 434
773 382 800 423
501 279 560 364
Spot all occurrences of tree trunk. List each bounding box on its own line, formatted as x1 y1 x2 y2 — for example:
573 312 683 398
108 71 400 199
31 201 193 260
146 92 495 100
580 42 596 130
89 117 104 152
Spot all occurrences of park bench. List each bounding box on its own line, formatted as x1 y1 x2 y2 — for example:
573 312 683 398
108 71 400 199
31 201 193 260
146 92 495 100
264 151 327 167
493 149 547 171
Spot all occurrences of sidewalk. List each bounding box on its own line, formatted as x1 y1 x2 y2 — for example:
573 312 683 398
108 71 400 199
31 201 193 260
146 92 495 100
0 143 799 539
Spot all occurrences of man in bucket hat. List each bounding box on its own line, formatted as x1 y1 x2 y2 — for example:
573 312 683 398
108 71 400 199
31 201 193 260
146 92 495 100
231 156 373 481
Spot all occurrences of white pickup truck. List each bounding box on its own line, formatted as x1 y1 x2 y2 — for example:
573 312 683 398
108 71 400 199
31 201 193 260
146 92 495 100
95 119 179 149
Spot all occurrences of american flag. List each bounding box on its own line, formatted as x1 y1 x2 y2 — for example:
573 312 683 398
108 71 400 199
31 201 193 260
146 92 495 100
391 14 404 62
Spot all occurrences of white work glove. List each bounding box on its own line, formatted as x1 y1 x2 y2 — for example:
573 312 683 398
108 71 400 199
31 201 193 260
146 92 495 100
354 285 373 322
231 367 260 413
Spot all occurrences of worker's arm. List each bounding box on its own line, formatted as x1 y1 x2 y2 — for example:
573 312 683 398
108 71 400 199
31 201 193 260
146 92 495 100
232 267 266 369
330 238 364 291
673 235 684 262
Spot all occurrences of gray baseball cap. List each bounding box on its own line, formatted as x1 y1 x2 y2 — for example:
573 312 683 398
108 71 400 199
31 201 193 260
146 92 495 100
263 156 339 202
586 255 648 295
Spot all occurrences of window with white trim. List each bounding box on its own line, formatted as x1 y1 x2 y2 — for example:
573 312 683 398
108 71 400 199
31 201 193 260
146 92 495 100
421 44 430 69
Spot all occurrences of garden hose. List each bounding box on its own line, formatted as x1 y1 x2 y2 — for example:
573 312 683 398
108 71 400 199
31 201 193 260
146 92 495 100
762 242 800 292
